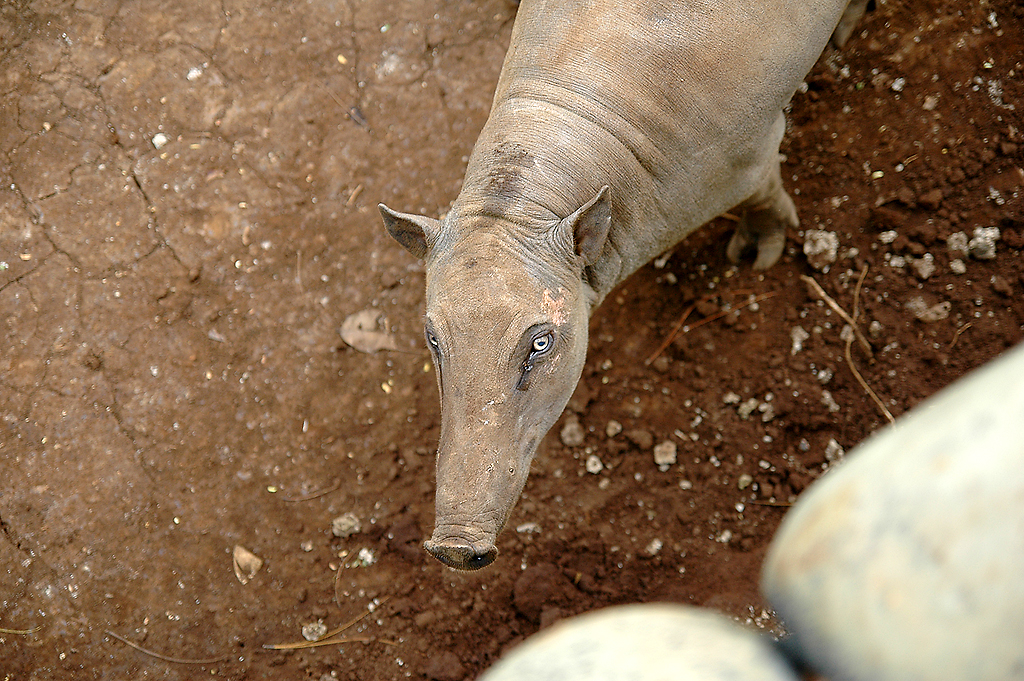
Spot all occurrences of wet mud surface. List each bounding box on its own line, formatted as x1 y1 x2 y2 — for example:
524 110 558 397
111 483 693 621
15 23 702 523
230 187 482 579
1 1 1021 679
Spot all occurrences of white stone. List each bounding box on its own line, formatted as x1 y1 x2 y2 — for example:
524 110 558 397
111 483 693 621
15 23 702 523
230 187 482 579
653 441 677 466
909 253 935 280
804 229 840 270
969 226 1000 260
331 512 361 538
791 326 810 355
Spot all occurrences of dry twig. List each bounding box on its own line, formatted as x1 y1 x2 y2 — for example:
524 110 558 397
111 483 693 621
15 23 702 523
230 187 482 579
0 625 41 635
263 597 390 651
281 478 342 503
845 267 895 424
800 274 873 358
347 184 364 206
801 270 894 424
949 322 973 349
645 291 777 366
644 302 696 366
104 630 230 665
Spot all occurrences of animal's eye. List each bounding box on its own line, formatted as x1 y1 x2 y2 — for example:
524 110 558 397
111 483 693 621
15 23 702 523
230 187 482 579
531 332 553 354
426 331 439 349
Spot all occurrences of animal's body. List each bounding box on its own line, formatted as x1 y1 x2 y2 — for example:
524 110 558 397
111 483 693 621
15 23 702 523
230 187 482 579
380 0 866 571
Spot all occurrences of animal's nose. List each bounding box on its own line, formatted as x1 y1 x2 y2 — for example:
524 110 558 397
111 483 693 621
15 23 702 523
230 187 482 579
423 539 498 571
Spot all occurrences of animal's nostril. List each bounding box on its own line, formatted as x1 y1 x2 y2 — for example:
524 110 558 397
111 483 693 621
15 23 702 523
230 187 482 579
466 549 497 570
423 540 498 571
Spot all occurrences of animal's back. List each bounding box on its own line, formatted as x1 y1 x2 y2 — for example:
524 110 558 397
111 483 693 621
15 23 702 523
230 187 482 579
460 0 848 296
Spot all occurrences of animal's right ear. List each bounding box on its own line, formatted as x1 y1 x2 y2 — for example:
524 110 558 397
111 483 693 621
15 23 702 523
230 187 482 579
378 204 441 260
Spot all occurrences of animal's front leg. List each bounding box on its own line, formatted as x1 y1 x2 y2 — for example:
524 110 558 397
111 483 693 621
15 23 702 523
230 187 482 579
726 150 798 272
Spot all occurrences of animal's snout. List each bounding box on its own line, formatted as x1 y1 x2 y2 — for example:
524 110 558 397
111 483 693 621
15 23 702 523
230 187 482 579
424 539 498 571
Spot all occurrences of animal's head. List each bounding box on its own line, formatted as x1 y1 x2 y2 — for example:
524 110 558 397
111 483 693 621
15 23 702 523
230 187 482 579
379 186 610 570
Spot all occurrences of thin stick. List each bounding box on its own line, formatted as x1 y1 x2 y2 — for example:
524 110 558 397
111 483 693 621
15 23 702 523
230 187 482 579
680 291 778 334
0 625 41 635
800 275 873 357
347 184 363 206
262 635 372 651
949 322 973 349
104 630 231 665
263 597 389 651
645 291 777 366
281 478 342 503
843 265 895 425
748 500 793 507
644 303 695 366
844 337 895 424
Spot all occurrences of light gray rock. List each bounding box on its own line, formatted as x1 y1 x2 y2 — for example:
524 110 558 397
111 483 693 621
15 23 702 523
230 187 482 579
909 252 935 279
762 342 1024 681
479 604 799 681
331 512 361 538
560 416 586 447
803 229 839 270
946 231 969 257
653 440 677 466
968 226 1000 260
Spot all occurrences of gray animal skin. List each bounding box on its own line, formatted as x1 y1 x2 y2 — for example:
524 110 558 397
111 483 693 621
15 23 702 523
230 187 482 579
380 0 865 571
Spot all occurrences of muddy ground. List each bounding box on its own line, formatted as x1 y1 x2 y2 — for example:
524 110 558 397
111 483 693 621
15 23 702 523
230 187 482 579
1 0 1021 679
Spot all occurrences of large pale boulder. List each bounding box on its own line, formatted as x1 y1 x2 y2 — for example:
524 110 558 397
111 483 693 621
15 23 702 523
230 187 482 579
480 603 799 681
762 342 1024 681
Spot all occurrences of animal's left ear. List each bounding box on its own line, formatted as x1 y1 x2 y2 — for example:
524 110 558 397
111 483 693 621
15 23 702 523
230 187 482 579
379 204 442 260
562 185 611 266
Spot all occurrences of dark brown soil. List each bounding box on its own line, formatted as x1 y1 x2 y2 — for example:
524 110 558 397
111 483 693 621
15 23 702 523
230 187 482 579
1 1 1021 679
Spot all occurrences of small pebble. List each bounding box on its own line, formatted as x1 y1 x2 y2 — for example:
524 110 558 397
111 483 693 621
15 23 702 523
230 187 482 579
605 420 622 438
332 512 361 538
946 231 969 257
824 438 845 463
151 132 169 149
585 454 604 474
560 417 586 447
950 258 967 274
737 398 760 420
791 326 810 355
301 620 327 642
738 473 754 490
906 297 951 322
653 441 677 467
804 229 839 270
909 253 935 280
968 226 1000 260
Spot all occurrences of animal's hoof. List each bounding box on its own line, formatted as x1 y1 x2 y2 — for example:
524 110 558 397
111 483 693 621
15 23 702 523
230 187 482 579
424 539 498 571
726 225 785 271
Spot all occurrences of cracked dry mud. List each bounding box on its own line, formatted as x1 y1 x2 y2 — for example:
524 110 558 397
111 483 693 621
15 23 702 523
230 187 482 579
1 1 1022 680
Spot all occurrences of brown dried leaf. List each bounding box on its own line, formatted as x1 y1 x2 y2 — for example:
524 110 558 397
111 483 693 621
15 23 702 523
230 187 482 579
340 308 398 353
